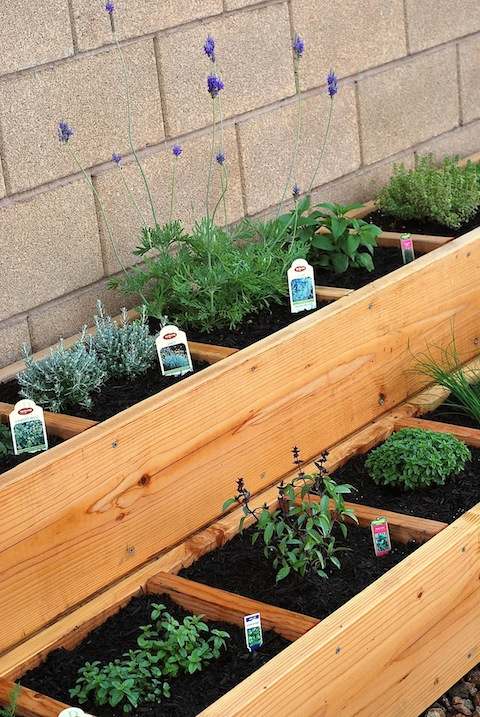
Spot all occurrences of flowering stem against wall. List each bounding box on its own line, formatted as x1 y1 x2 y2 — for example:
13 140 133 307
308 96 334 194
113 158 148 227
206 99 217 219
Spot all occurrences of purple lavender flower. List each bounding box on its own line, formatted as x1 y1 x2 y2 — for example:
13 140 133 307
172 144 183 157
203 35 216 63
207 74 224 98
292 34 305 59
327 70 338 97
112 153 122 165
104 1 115 14
216 151 225 165
292 183 300 199
57 121 74 144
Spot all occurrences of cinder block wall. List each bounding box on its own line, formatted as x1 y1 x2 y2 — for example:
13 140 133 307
1 0 479 367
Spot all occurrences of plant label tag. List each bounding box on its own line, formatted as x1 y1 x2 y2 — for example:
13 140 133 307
156 325 193 377
400 233 415 264
9 400 48 456
244 612 263 652
288 259 317 313
58 710 94 717
371 517 392 557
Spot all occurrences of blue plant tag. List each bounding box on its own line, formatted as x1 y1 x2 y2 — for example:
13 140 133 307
155 325 193 377
244 612 263 652
288 259 317 313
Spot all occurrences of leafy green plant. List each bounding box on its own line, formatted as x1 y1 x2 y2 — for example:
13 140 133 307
277 197 381 274
92 302 156 380
12 420 45 453
365 428 471 490
18 334 106 413
71 603 229 713
223 448 357 582
112 217 308 332
377 154 480 229
0 425 13 457
0 683 19 717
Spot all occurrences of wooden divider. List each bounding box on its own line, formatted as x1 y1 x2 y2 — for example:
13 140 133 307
394 415 480 447
0 228 479 656
0 402 96 439
0 680 68 717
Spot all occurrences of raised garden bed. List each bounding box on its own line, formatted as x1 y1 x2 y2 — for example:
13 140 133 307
0 224 479 716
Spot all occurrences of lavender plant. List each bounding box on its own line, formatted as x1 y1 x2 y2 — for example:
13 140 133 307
92 302 156 379
18 334 106 413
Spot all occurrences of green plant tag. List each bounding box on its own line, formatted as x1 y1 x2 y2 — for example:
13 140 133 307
371 517 391 557
288 259 317 313
9 400 48 456
400 233 415 264
244 612 263 652
156 325 193 377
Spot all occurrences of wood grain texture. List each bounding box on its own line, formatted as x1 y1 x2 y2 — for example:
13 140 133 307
0 228 479 654
394 415 480 447
0 402 97 439
200 502 480 717
0 679 68 717
315 286 353 301
376 231 452 253
147 572 318 641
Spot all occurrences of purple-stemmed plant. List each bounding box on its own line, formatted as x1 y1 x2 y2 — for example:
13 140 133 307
308 69 338 192
170 144 183 220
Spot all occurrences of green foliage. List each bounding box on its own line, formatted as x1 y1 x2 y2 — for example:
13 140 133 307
0 684 19 717
377 154 480 229
92 302 156 379
224 449 357 582
18 334 106 413
278 196 381 274
111 217 308 332
0 425 13 457
365 428 471 490
71 603 229 713
13 420 45 453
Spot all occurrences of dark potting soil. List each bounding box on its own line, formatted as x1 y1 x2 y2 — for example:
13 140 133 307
330 445 480 524
312 245 423 291
181 524 417 619
367 206 480 238
0 362 207 424
21 594 289 717
0 435 63 474
151 301 327 351
422 401 480 430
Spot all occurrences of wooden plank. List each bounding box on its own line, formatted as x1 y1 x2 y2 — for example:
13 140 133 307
315 286 353 301
0 679 68 717
394 415 480 447
345 199 376 219
0 402 97 440
189 341 238 364
199 501 480 717
376 231 452 253
0 228 479 654
407 355 480 413
147 572 318 641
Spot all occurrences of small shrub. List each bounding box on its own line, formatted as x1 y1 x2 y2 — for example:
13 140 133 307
377 154 480 229
223 448 357 582
365 428 471 490
92 302 156 380
71 603 229 713
18 335 106 413
0 425 13 457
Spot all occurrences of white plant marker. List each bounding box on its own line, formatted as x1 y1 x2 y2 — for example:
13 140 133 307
288 259 317 313
244 612 263 652
9 399 48 456
371 517 392 557
400 233 415 264
58 709 94 717
156 325 193 377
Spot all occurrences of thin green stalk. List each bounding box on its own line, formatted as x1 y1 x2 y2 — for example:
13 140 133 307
170 160 177 221
111 22 158 226
308 97 334 193
116 166 147 227
212 164 229 224
277 57 302 215
206 99 217 218
216 88 228 227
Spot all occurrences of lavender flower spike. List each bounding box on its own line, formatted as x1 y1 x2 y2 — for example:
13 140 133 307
112 153 122 165
104 1 115 14
203 35 216 63
172 144 183 157
327 69 338 97
207 74 224 98
57 121 74 144
216 151 225 165
292 34 305 59
292 183 300 199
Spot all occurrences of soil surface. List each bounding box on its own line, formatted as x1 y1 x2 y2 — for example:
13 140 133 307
367 206 480 238
421 666 480 717
0 362 208 424
181 524 417 619
0 434 63 474
21 594 289 717
423 401 480 429
330 445 480 524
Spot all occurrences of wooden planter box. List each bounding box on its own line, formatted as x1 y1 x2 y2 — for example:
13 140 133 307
0 219 479 712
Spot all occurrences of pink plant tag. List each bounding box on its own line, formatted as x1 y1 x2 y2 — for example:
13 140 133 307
400 233 415 264
371 517 392 557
